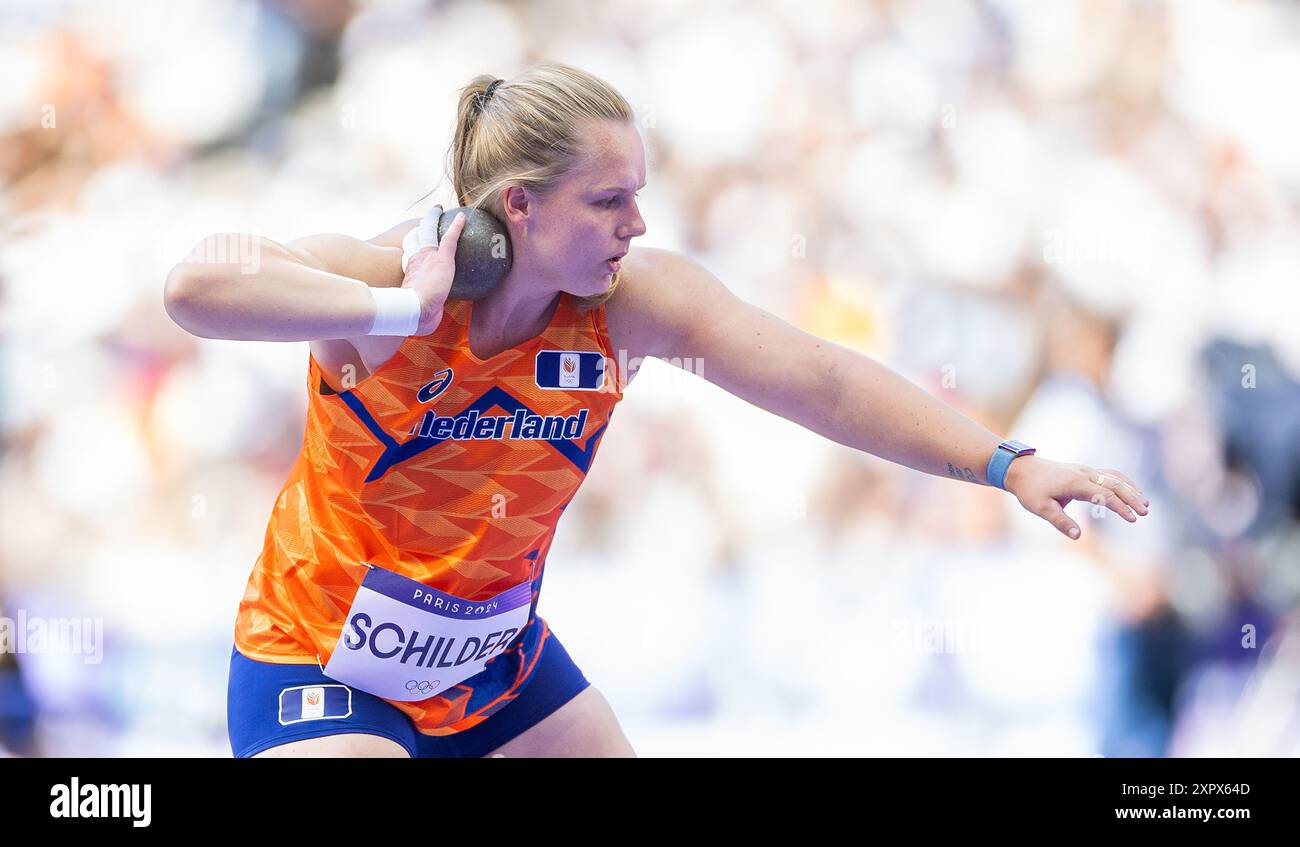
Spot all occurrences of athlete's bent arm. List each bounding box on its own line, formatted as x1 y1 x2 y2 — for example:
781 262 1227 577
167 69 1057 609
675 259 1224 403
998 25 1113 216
628 248 1150 540
163 216 462 341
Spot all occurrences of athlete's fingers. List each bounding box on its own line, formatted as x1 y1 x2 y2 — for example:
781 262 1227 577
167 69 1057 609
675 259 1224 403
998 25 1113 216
436 211 468 260
1076 477 1137 522
1098 468 1149 511
402 206 445 273
1098 472 1147 516
1039 499 1080 540
417 204 442 249
401 225 420 273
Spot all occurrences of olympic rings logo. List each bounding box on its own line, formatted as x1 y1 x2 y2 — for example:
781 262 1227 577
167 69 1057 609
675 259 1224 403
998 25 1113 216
406 680 441 694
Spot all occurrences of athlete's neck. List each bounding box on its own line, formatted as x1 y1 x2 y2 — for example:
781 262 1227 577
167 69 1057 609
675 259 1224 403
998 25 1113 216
467 272 563 360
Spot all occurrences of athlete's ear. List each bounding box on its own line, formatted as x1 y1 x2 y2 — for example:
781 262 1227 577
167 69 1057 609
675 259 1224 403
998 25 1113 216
500 185 530 226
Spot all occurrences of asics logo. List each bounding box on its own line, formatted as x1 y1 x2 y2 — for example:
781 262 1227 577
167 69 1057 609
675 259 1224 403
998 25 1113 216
417 368 454 404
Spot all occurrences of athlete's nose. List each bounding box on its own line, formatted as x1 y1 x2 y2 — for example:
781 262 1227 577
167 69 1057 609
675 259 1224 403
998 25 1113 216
620 200 647 239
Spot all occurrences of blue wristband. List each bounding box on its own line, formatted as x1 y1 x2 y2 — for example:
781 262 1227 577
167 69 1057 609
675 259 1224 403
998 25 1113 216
986 440 1036 490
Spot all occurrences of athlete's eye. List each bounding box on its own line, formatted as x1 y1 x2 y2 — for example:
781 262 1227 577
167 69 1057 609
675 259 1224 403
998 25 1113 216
600 192 639 209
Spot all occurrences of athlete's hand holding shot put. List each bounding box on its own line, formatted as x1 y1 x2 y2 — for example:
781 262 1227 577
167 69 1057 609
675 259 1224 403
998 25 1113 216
162 207 465 342
398 205 468 335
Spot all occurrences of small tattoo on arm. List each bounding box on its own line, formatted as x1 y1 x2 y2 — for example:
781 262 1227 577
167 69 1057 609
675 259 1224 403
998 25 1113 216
947 462 978 483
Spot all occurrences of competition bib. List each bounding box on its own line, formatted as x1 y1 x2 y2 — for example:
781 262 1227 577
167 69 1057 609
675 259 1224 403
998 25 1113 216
323 564 533 702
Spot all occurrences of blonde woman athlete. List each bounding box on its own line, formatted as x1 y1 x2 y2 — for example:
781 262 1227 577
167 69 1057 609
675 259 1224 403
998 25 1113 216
164 64 1150 758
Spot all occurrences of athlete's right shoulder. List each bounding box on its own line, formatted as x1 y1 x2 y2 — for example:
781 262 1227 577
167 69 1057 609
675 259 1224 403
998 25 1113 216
286 219 419 290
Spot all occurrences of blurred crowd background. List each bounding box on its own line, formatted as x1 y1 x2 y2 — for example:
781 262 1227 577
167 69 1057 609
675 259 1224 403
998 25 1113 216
2 0 1298 757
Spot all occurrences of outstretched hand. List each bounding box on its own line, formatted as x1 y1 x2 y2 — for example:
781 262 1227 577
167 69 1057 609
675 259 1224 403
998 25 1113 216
1004 456 1150 540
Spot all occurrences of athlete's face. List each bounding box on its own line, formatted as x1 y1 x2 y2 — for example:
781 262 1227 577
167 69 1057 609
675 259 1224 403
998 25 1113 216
504 119 647 297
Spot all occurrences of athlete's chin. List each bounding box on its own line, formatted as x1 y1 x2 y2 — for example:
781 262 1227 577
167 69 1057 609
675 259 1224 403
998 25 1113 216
566 270 616 299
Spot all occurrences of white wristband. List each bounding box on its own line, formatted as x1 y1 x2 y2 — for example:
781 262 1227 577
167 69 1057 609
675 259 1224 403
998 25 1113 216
368 286 421 336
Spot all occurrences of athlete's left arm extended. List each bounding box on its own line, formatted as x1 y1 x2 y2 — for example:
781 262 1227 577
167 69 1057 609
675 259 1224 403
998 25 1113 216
639 248 1150 540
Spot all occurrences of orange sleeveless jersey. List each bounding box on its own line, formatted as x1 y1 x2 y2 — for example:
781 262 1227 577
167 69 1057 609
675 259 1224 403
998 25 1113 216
234 292 624 734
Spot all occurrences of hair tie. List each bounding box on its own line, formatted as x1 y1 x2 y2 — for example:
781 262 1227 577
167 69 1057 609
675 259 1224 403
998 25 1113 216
483 79 503 102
